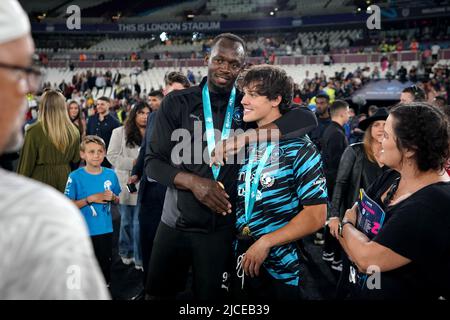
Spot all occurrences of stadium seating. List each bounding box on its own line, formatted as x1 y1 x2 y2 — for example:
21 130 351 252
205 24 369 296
43 61 424 99
88 38 152 52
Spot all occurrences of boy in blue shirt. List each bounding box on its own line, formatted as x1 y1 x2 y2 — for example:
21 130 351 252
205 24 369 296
233 65 328 300
65 135 121 285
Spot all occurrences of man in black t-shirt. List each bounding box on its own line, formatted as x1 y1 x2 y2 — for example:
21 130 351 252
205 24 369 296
321 100 350 270
86 96 120 168
309 93 332 152
321 100 350 197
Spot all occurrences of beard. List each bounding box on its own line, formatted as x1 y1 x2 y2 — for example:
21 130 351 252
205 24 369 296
2 104 26 155
316 108 327 116
3 129 24 154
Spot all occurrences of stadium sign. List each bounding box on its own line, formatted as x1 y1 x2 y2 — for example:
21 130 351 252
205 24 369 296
31 6 450 34
118 22 221 32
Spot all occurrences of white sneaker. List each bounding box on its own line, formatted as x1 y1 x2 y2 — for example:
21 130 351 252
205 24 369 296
121 257 134 265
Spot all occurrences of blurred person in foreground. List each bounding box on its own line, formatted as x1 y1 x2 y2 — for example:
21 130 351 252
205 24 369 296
0 0 109 299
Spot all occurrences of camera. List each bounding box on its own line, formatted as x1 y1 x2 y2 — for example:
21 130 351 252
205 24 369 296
126 183 137 193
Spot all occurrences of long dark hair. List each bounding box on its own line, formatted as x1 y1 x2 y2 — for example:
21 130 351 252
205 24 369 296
67 100 84 138
124 102 149 148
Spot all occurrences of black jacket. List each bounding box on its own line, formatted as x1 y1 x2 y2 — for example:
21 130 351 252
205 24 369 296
0 152 19 171
309 116 331 152
321 121 348 197
330 142 385 219
132 111 163 204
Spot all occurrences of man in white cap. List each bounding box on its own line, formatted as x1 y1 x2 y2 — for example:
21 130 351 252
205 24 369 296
0 0 109 299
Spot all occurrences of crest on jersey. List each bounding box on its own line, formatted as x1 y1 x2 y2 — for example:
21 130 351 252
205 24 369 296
233 108 243 125
260 173 275 188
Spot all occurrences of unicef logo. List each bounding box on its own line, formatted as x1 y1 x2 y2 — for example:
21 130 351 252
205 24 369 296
104 180 112 190
233 108 243 124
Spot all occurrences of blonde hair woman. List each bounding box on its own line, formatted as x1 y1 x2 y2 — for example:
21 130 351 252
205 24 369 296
17 90 80 192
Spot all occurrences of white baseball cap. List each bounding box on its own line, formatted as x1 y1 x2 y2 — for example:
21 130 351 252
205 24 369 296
0 0 30 45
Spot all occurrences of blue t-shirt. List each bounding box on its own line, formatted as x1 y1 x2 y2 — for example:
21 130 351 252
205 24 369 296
65 167 121 236
236 136 328 286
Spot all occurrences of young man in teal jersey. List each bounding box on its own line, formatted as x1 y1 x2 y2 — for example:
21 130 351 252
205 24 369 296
233 65 328 300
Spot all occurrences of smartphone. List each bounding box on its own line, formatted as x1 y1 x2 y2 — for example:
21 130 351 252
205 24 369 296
126 183 138 193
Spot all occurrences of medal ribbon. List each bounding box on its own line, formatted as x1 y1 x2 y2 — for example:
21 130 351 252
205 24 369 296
244 142 274 225
202 83 236 180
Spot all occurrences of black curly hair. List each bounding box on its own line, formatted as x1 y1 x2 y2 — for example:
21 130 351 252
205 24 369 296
390 102 450 172
238 64 293 114
211 33 246 54
124 102 150 148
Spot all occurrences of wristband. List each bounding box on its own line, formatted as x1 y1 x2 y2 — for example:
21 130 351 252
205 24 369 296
339 221 354 238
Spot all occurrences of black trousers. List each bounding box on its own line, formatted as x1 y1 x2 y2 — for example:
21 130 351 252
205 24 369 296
138 182 166 283
324 224 342 261
146 222 234 301
91 233 113 284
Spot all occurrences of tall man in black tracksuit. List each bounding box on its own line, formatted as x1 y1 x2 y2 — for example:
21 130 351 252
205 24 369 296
145 33 318 300
130 72 191 283
321 100 350 197
308 93 332 245
321 100 350 271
